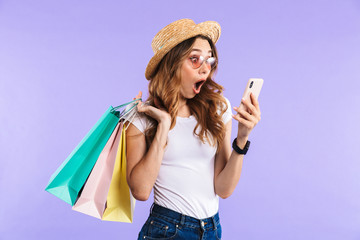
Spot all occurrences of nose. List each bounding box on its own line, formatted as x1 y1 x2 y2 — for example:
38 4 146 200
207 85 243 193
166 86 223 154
198 60 210 76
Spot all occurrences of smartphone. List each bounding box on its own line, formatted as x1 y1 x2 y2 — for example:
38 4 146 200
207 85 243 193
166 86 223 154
239 78 263 112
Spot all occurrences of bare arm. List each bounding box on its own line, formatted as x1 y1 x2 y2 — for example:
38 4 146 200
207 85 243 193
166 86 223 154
126 91 171 201
214 93 261 199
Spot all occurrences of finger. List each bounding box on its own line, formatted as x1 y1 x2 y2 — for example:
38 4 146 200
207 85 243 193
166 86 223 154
136 101 143 111
234 107 260 128
138 104 160 117
239 110 256 123
136 98 143 111
248 94 261 121
134 91 142 101
233 107 256 122
241 98 256 114
136 91 142 100
241 98 261 120
250 93 260 112
137 102 151 114
232 114 254 129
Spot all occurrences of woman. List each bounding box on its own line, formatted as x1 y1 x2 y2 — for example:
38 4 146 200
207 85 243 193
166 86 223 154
126 19 261 240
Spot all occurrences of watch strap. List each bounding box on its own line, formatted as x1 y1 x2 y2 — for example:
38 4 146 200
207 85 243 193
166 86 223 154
232 138 250 155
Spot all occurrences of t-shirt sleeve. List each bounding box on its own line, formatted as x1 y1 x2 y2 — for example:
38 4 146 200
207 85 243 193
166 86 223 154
222 96 233 124
130 112 149 134
122 102 150 134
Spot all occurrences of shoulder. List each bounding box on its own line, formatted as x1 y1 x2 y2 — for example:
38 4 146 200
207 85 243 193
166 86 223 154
218 96 232 124
123 101 152 135
129 111 152 135
222 96 231 109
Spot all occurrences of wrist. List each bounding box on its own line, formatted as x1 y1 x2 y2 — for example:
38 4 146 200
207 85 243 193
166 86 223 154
232 137 250 155
158 120 171 132
236 136 248 149
155 122 170 147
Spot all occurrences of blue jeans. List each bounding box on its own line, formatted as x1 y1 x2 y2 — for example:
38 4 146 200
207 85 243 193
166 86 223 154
138 203 222 240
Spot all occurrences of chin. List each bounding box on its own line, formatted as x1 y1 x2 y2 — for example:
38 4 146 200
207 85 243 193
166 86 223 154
186 93 197 99
181 93 194 100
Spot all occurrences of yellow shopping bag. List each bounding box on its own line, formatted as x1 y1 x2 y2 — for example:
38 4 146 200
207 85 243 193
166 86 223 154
102 123 136 223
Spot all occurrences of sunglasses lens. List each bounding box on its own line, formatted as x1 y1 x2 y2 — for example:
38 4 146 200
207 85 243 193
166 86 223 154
206 57 216 69
194 62 201 68
189 56 216 69
190 56 201 68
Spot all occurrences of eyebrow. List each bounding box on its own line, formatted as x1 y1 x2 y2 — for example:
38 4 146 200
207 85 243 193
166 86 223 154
191 48 212 53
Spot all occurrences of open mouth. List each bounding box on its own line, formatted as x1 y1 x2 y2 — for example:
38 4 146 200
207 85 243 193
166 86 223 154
193 80 206 94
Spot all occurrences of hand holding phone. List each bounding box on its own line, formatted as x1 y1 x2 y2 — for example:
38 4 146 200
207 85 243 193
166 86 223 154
233 78 263 139
239 78 263 112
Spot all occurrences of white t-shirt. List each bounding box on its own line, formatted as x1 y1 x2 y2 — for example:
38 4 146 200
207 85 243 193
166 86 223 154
131 97 232 219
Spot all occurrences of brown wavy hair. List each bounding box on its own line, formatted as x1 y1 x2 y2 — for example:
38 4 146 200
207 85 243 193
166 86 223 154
142 35 228 153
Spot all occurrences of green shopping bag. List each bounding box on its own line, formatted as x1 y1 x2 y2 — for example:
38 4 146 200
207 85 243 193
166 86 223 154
45 99 139 205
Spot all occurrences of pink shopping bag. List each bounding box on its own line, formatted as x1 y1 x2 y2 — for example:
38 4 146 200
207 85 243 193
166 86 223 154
72 121 123 219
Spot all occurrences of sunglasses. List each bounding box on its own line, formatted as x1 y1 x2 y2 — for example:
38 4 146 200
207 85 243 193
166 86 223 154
188 55 217 70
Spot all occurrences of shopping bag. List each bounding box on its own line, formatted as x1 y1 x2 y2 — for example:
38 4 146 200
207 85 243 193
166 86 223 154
72 121 123 218
45 99 139 206
45 107 120 205
102 124 136 223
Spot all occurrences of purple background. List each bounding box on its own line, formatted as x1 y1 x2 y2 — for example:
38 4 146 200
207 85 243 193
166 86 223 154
1 0 360 239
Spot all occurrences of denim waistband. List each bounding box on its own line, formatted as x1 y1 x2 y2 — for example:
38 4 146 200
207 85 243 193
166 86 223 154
150 203 220 230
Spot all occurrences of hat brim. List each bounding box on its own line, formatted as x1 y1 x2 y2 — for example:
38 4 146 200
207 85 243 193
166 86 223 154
145 21 221 80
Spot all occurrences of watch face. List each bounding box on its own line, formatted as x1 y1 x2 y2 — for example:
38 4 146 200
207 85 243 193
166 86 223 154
245 140 250 149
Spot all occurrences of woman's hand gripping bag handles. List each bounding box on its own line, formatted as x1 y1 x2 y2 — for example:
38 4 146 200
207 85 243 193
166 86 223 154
102 103 138 223
71 101 138 220
45 99 140 206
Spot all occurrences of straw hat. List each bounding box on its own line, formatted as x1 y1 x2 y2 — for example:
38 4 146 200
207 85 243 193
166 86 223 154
145 19 221 80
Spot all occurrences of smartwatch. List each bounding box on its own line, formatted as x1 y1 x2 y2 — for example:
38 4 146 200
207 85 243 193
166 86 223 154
232 138 250 155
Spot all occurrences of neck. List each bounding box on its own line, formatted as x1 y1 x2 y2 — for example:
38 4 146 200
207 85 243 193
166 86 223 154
177 97 191 117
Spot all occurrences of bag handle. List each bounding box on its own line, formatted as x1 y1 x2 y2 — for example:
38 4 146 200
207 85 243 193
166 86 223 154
111 98 143 130
112 98 142 112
